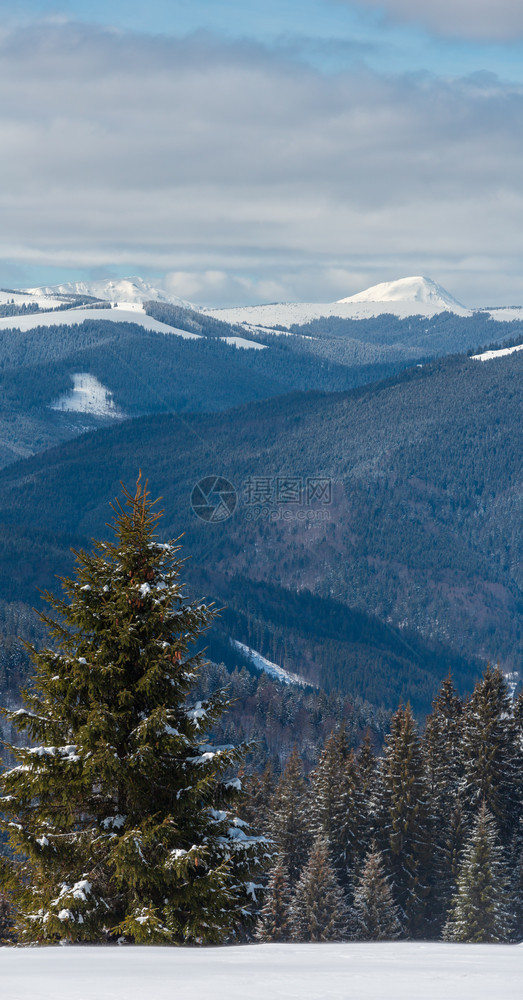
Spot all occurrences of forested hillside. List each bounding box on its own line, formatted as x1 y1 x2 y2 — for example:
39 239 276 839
0 347 519 704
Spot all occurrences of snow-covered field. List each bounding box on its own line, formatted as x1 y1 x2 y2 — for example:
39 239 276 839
0 943 520 1000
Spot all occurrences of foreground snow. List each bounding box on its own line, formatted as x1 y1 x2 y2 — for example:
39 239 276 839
0 943 520 1000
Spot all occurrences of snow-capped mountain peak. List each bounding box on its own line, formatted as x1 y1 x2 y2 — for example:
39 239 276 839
24 276 193 309
337 276 465 310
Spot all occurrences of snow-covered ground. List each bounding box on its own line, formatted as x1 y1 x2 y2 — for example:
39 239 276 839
232 641 313 686
486 307 523 322
0 943 520 1000
0 307 202 339
472 342 523 361
50 373 122 418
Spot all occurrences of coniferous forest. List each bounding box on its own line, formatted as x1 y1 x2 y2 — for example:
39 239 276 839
0 480 522 946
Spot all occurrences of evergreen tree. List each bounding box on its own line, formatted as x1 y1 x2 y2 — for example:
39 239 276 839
289 836 351 942
240 762 275 835
461 666 521 845
256 857 292 942
268 746 310 886
353 843 401 940
375 704 432 937
354 730 378 868
423 675 463 819
443 802 514 943
423 676 464 931
0 477 266 944
309 728 360 889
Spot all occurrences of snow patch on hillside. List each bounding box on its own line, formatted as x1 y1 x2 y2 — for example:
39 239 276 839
0 307 202 339
50 373 122 418
232 640 313 687
222 336 267 350
472 342 523 361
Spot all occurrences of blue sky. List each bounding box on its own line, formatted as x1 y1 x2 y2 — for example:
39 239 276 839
2 1 523 304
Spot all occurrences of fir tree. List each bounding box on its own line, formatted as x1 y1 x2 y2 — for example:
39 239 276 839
353 843 401 940
0 477 266 944
375 704 432 937
461 665 521 845
289 836 351 942
268 746 310 886
354 730 379 868
443 802 514 943
309 728 360 889
256 857 292 942
423 676 464 932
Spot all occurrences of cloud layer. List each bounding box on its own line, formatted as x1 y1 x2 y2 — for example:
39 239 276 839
351 0 523 42
1 22 523 305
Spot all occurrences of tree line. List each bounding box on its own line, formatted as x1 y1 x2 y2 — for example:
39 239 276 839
248 668 523 943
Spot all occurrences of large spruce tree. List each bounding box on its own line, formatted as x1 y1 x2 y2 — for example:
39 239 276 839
0 477 266 944
268 745 310 886
352 843 401 941
309 728 360 889
443 802 514 943
461 665 521 845
375 704 432 937
289 836 351 942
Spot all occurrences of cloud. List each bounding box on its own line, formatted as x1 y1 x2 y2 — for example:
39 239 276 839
348 0 523 42
1 22 523 305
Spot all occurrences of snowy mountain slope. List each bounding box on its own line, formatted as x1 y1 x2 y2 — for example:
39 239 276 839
338 275 465 309
232 640 313 686
0 306 202 339
204 276 471 331
25 276 193 309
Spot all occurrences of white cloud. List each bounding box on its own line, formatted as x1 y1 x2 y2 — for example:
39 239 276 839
1 22 523 305
349 0 523 42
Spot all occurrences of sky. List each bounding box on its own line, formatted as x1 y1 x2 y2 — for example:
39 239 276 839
1 1 523 306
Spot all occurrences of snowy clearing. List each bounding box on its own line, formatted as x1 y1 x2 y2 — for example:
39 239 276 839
472 343 523 361
0 307 201 339
50 373 122 418
232 641 315 687
221 336 267 350
0 942 520 1000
